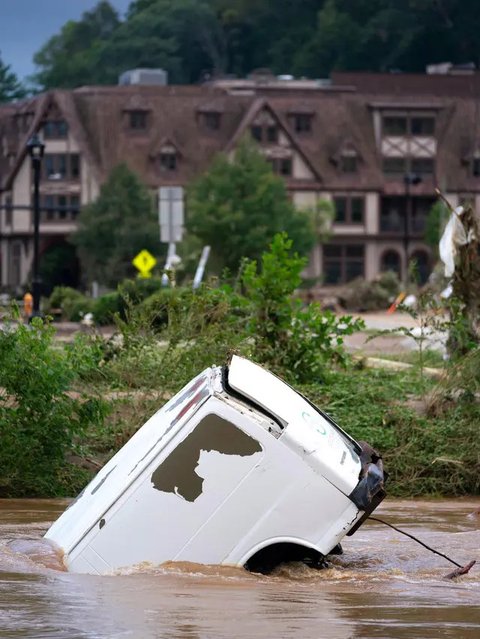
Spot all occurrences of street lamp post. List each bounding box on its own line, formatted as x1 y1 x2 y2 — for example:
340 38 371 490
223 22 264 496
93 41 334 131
26 134 45 318
403 172 422 285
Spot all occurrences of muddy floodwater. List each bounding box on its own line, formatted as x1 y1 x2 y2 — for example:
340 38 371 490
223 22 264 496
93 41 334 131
0 499 479 638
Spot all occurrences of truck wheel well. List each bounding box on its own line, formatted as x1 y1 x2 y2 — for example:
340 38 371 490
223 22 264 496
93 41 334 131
244 542 326 574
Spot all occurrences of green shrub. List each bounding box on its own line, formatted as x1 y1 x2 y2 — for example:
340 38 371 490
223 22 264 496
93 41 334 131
119 276 165 304
47 286 92 320
92 292 123 325
242 233 364 382
0 316 109 496
340 271 401 312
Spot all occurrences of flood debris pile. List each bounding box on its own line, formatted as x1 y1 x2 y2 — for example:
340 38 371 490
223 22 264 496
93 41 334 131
437 190 480 357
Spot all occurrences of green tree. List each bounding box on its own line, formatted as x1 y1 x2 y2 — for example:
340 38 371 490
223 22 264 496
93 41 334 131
186 138 314 273
32 1 121 88
0 53 26 102
73 164 160 287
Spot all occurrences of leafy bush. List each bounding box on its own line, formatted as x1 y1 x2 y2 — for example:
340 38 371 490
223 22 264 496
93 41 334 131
340 271 401 312
92 291 123 325
242 233 364 382
47 286 93 320
0 316 109 496
119 276 165 304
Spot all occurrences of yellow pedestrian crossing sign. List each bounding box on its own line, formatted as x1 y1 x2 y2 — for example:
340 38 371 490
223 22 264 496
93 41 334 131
133 249 157 278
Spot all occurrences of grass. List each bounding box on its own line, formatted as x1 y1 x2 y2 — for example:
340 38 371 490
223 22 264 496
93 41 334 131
74 359 480 498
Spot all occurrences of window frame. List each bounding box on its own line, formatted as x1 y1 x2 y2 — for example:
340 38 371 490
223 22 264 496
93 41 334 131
382 114 436 137
269 157 292 176
40 193 81 222
292 113 313 134
323 243 365 285
42 154 81 181
333 195 365 224
159 152 177 171
43 120 69 139
128 110 148 131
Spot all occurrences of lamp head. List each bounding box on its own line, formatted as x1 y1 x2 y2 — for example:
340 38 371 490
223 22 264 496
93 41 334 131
26 134 45 160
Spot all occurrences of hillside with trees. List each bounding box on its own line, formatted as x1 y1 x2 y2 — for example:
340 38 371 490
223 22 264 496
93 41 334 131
32 0 480 89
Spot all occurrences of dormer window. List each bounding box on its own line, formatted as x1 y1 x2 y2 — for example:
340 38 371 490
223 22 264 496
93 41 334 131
340 152 358 173
382 114 435 137
473 157 480 177
129 110 148 130
293 113 312 133
160 150 177 171
269 157 292 176
250 124 278 143
204 112 221 130
43 120 68 139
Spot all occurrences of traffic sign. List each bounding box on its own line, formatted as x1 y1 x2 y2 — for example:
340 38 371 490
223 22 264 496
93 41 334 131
159 186 184 243
132 249 157 278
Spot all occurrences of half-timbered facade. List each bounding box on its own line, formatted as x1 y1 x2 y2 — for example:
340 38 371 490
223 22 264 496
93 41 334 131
1 69 480 291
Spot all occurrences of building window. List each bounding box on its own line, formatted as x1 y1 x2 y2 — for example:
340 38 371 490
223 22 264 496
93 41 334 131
266 125 278 143
129 110 148 130
380 196 434 234
5 195 13 226
333 196 364 224
383 156 434 177
410 117 435 136
411 157 434 175
292 114 312 133
323 244 365 284
383 117 407 136
160 152 177 171
250 124 278 143
472 158 480 177
410 249 431 284
380 249 401 277
251 125 262 142
43 154 80 180
269 157 291 176
340 154 357 173
10 242 22 287
43 120 68 139
383 157 407 175
383 115 435 137
380 197 405 232
204 112 221 130
40 194 80 221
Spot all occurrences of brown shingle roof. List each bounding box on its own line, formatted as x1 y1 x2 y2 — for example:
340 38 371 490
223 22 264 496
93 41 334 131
1 75 480 197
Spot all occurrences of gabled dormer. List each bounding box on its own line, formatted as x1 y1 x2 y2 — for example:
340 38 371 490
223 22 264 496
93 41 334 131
225 99 321 183
150 137 182 173
122 95 153 133
330 139 361 174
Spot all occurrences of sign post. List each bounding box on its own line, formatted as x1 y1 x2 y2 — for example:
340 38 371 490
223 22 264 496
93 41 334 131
159 186 184 285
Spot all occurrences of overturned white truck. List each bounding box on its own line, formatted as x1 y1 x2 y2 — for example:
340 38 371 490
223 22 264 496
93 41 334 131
46 355 386 574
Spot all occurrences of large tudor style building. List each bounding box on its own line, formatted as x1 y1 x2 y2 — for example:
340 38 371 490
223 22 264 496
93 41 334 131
1 67 480 292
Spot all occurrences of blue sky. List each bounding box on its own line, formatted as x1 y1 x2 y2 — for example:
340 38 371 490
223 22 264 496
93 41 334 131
0 0 132 80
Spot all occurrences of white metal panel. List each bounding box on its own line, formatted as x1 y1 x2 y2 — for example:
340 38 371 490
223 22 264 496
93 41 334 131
67 399 265 573
45 369 213 555
227 356 361 495
179 404 359 565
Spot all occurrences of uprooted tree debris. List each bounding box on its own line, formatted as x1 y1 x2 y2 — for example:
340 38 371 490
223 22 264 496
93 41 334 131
437 189 480 357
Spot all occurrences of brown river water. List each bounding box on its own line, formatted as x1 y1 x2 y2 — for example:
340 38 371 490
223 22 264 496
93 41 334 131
0 499 479 639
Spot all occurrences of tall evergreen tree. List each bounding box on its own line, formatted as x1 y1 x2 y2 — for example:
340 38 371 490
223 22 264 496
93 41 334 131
0 53 26 102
